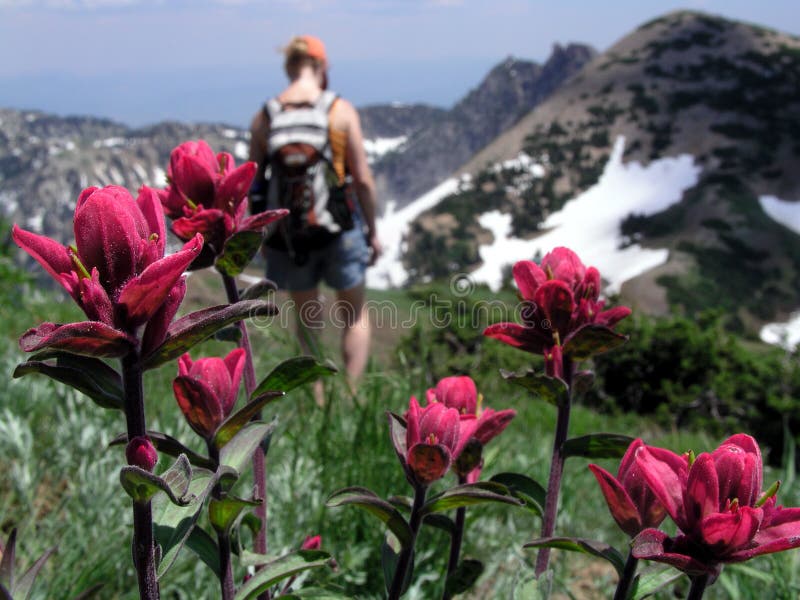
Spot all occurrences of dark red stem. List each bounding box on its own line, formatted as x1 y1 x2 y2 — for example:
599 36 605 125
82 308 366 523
388 484 427 600
221 272 268 599
443 475 468 600
121 349 159 600
534 356 574 577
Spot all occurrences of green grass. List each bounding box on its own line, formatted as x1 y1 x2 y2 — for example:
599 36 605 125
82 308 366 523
3 273 800 599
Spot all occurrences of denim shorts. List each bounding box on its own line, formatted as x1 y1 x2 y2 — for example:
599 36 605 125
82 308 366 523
265 224 370 291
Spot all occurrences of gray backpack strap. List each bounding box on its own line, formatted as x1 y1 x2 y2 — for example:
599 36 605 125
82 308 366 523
316 90 339 114
264 98 283 122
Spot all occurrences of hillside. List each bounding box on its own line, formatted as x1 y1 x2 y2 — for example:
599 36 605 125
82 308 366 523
402 10 800 335
370 44 597 205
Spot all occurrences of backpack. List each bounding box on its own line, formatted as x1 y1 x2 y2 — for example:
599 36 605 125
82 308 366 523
255 90 355 265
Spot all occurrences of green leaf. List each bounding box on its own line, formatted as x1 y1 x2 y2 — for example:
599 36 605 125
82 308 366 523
219 421 276 477
326 487 413 548
524 537 626 576
489 472 546 517
233 550 333 600
108 431 216 470
184 526 220 578
213 325 242 343
208 495 261 535
215 230 264 277
213 392 284 449
421 482 523 516
120 454 193 506
630 567 683 599
154 466 219 579
389 496 455 535
278 588 352 599
12 546 55 600
143 300 279 369
13 353 123 410
564 324 629 360
251 356 338 399
562 434 635 460
499 369 568 407
444 558 484 597
240 279 277 301
0 528 16 591
381 532 413 598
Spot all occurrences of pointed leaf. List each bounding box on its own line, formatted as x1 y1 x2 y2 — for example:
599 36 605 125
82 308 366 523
19 321 136 358
381 533 413 598
524 537 626 576
219 421 275 477
120 454 193 506
499 369 568 407
213 392 284 450
279 589 352 599
12 546 55 600
109 431 216 470
489 472 546 517
630 567 683 600
184 526 220 578
143 300 279 369
208 495 261 535
251 356 338 399
389 496 455 535
215 230 264 277
444 558 484 597
326 487 413 548
562 434 636 460
0 529 15 591
13 352 123 410
241 279 278 300
421 482 523 516
233 550 333 600
154 466 220 579
564 324 628 360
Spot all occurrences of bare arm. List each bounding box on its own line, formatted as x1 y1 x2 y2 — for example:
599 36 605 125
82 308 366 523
337 100 382 264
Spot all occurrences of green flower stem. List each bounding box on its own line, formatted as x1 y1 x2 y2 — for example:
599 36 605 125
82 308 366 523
221 272 268 600
613 550 639 600
208 442 235 600
121 349 159 600
389 484 428 600
687 574 711 600
443 475 468 600
535 356 574 577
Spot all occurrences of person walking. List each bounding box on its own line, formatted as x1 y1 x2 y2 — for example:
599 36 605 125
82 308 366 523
248 35 381 392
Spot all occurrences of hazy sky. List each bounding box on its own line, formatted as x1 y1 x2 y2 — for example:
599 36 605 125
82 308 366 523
1 0 798 127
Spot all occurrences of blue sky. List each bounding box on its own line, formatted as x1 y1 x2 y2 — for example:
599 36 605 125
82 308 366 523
1 0 798 128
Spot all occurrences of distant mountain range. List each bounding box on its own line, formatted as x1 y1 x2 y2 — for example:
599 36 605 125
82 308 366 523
2 10 800 339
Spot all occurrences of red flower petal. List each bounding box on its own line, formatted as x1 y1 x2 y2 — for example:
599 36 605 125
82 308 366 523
173 375 225 439
483 322 550 354
407 443 451 485
117 234 203 327
512 260 547 300
589 463 642 537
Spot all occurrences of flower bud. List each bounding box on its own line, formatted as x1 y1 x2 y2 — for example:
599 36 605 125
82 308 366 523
126 436 158 472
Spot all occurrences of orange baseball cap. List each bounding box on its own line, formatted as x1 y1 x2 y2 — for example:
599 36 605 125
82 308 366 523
300 35 327 64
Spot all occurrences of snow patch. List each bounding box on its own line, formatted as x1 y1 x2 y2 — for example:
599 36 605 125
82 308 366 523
760 313 800 351
367 177 460 289
234 141 249 161
472 137 701 293
222 128 239 139
364 136 406 164
153 166 167 188
93 137 126 149
759 195 800 235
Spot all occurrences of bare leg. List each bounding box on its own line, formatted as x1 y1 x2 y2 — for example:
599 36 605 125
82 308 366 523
334 283 370 388
290 288 325 404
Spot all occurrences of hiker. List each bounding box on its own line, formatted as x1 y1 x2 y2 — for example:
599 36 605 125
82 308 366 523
248 34 381 390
